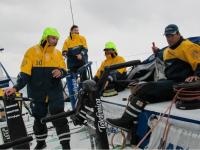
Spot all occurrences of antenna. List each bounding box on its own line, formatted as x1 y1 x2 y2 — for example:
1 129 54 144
68 0 75 25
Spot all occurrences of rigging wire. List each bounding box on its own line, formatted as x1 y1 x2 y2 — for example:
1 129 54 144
68 0 75 25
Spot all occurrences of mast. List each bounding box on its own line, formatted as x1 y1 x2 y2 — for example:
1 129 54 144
68 0 75 25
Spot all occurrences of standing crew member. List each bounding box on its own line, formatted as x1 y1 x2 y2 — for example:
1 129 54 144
62 25 88 81
5 27 71 149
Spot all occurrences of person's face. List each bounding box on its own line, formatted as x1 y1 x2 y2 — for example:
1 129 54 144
71 27 79 34
104 49 115 57
165 33 181 46
47 36 58 46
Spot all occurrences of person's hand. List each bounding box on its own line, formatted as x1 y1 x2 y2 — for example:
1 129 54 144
52 69 62 78
4 88 17 96
103 81 109 90
185 76 200 82
108 75 114 82
76 54 82 60
152 42 159 54
62 51 68 57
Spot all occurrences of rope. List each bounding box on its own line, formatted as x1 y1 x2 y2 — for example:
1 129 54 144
111 129 126 149
68 0 75 25
174 88 200 101
158 123 171 149
135 88 183 149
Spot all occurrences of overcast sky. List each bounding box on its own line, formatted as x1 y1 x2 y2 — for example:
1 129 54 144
0 0 200 76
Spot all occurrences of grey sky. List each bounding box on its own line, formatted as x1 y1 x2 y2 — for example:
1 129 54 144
0 0 200 76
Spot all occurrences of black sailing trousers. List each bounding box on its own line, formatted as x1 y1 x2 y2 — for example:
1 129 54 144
31 96 70 147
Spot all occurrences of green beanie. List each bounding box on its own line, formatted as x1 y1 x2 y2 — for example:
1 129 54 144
40 27 60 44
104 41 118 53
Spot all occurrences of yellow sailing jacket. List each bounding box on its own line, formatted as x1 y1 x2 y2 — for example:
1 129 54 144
62 34 88 69
14 43 67 101
95 55 126 79
62 34 87 52
163 39 200 81
164 39 200 71
21 44 66 76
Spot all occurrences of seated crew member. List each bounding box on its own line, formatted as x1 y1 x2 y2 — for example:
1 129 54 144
106 24 200 145
94 41 127 96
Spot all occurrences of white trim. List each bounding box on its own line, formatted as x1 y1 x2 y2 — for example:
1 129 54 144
36 138 46 141
58 132 70 138
84 106 94 112
15 97 23 101
6 109 19 114
128 103 142 113
80 110 86 114
87 123 96 130
5 104 18 109
125 110 137 117
35 133 47 138
79 113 86 119
86 114 95 122
59 137 70 142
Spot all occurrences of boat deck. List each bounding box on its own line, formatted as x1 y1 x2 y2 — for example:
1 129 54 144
0 88 199 149
101 88 200 124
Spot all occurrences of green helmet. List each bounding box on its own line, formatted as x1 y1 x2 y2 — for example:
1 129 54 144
104 41 117 53
40 27 60 43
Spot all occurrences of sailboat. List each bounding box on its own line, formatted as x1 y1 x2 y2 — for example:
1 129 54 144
1 0 200 146
1 35 200 149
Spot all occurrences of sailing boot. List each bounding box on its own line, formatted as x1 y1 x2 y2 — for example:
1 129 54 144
106 96 146 132
34 141 47 150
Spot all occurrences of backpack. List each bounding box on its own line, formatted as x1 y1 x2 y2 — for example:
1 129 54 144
127 53 166 82
127 36 200 82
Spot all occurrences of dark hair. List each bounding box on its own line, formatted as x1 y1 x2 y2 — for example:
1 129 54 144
70 25 78 39
70 25 78 32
